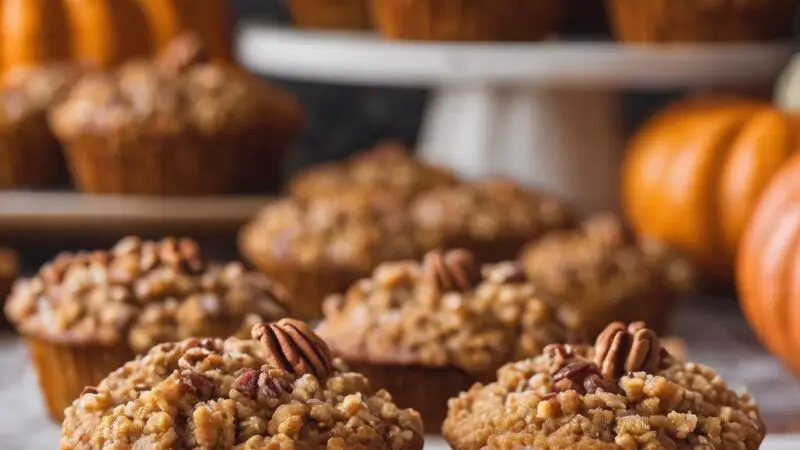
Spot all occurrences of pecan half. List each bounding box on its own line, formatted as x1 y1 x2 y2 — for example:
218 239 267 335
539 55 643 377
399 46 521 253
252 319 334 379
422 249 481 293
594 321 663 380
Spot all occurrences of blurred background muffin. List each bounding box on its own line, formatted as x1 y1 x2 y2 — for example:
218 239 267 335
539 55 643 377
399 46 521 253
4 236 290 421
48 34 303 195
0 248 18 327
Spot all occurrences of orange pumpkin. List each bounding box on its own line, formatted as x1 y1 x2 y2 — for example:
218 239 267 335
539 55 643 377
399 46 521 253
0 0 233 74
738 153 800 375
622 95 798 282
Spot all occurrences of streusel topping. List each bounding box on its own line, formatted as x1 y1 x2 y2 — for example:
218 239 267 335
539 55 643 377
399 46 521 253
443 322 765 450
521 214 694 336
240 191 425 272
60 322 424 449
316 249 569 374
411 179 572 252
4 237 288 352
288 141 459 202
0 64 84 124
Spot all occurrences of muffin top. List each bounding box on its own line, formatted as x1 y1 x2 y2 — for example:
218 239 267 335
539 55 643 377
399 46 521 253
0 64 84 124
288 141 460 202
411 179 572 250
4 236 289 352
60 320 424 450
443 322 765 450
240 190 424 272
520 214 694 335
49 33 302 139
316 249 570 374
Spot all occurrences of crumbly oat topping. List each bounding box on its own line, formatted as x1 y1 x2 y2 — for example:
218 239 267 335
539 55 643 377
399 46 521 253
0 64 84 124
240 191 425 271
316 249 569 374
443 323 765 450
288 141 459 202
411 179 572 249
4 237 288 352
520 214 694 336
49 34 284 139
60 324 424 449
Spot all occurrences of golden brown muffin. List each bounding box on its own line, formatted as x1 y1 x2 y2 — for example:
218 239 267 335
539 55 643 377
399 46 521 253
520 214 694 338
289 0 372 29
288 141 459 203
239 189 426 318
0 65 83 189
49 34 303 195
607 0 799 42
316 249 573 431
411 179 573 263
443 322 766 449
60 319 425 449
4 236 290 422
371 0 564 41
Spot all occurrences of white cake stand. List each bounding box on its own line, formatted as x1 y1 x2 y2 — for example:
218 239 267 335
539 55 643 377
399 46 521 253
237 24 794 213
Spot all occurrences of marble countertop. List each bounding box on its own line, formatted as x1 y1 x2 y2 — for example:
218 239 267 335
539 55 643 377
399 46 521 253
2 297 799 449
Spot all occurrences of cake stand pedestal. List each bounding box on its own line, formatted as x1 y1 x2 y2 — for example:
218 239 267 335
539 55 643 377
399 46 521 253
238 24 793 213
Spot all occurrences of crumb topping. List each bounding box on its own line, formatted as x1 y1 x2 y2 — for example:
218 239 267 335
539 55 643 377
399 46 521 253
4 237 288 351
0 64 84 124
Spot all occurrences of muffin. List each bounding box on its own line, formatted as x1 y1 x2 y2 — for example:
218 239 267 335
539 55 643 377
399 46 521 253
520 214 694 338
606 0 799 42
239 189 425 318
443 322 766 449
288 141 459 203
289 0 372 29
61 319 424 449
0 65 83 189
4 236 290 422
0 247 18 327
316 248 573 431
49 34 303 195
411 179 573 263
371 0 564 41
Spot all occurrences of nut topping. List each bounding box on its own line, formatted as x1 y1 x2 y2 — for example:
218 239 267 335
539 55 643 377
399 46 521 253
594 321 663 380
252 319 334 379
551 361 618 395
157 32 208 74
422 249 481 293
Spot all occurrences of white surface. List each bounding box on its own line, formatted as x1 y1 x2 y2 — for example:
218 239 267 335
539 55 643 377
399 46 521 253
237 24 793 88
237 24 795 213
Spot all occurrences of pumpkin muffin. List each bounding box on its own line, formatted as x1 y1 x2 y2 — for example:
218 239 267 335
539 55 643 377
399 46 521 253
443 322 766 449
4 236 290 422
60 319 425 449
607 0 799 42
239 189 425 319
49 34 303 195
289 0 372 29
520 214 694 338
316 248 573 431
288 140 459 203
0 247 18 327
0 65 83 189
371 0 563 41
411 179 573 263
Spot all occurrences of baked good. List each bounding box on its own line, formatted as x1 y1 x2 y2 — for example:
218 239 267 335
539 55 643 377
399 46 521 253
4 236 290 422
0 247 18 327
288 141 459 203
412 179 572 263
288 0 371 29
371 0 563 41
60 319 424 449
316 248 572 431
607 0 799 42
443 322 766 449
239 189 425 318
0 65 82 189
49 34 303 195
520 214 694 338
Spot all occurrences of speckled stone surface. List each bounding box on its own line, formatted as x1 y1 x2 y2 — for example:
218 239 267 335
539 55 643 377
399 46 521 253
1 298 799 448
